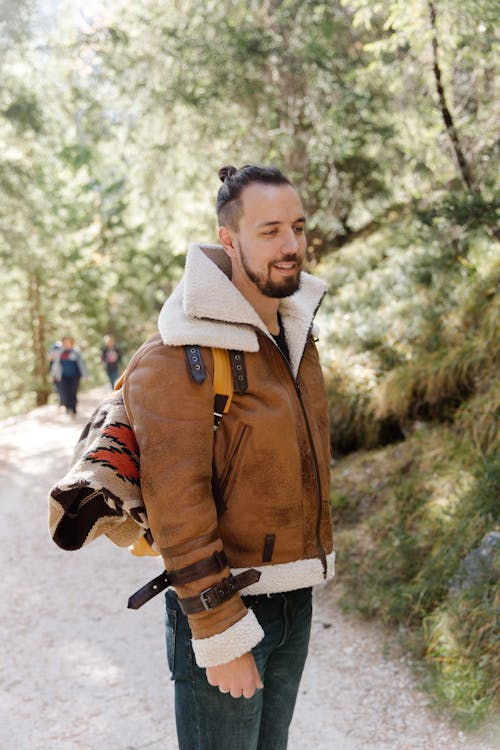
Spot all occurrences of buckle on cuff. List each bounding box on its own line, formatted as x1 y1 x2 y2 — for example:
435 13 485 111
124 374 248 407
200 579 232 610
179 569 261 615
200 587 215 611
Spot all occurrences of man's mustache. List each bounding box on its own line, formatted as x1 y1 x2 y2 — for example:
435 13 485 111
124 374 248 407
274 254 301 263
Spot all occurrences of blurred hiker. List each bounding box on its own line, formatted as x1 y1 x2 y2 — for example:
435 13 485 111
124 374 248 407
101 334 122 388
121 164 334 749
51 336 88 415
48 340 63 405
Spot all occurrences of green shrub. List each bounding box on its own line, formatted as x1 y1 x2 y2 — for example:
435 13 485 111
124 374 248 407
333 441 500 725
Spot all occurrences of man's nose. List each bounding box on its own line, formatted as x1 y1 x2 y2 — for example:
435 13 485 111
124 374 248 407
281 228 300 253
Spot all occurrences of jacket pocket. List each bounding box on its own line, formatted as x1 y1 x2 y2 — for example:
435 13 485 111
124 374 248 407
219 422 249 499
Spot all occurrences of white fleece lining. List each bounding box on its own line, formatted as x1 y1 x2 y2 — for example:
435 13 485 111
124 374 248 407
192 608 264 668
232 551 336 596
158 244 327 377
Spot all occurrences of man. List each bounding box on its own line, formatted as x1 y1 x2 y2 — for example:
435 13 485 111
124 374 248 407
101 334 122 388
122 165 334 749
51 336 87 416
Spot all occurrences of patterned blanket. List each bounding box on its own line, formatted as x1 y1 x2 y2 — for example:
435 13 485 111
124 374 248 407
49 391 149 550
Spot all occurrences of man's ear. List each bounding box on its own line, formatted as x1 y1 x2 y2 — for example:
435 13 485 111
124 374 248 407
218 226 237 258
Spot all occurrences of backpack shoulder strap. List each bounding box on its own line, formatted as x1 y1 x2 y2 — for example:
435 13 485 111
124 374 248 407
212 347 233 430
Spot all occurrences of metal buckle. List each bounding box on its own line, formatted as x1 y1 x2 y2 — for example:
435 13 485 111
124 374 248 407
199 577 235 611
199 588 214 611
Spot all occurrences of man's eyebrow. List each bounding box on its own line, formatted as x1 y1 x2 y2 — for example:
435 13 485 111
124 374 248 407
256 216 306 228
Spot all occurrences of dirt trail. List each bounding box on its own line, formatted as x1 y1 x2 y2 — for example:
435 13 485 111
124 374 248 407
0 389 497 750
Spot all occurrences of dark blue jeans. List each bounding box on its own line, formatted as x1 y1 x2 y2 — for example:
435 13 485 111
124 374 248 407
165 586 312 750
59 375 80 413
106 364 119 388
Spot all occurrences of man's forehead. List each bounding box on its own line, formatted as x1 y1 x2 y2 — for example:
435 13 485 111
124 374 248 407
239 182 304 223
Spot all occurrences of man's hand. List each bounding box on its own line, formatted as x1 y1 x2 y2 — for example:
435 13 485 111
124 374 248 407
206 652 264 699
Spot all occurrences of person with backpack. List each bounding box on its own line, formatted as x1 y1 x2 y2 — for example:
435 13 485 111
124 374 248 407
100 334 122 388
51 336 88 416
121 165 335 749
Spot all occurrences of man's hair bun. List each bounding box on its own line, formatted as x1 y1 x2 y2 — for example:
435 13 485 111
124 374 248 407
218 165 238 183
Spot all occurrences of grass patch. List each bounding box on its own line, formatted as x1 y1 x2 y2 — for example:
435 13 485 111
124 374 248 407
376 341 486 422
454 383 500 455
375 273 499 429
424 578 499 726
325 358 404 455
332 434 500 726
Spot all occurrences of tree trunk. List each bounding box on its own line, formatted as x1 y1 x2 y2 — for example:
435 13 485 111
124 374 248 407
427 1 499 241
29 271 51 407
427 1 475 192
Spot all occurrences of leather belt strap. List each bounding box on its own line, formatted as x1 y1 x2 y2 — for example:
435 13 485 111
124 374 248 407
127 551 228 610
128 571 170 610
178 568 261 615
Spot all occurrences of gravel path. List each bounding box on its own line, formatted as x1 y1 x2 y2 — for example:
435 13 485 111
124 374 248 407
0 388 497 750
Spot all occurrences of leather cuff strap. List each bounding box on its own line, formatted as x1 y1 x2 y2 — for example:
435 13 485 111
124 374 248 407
127 550 228 610
168 550 227 586
178 569 261 615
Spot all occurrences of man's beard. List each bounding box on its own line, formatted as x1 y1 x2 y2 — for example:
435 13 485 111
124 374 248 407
237 241 302 299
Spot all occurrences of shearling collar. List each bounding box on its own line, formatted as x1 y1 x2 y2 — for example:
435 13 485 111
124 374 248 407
158 243 326 377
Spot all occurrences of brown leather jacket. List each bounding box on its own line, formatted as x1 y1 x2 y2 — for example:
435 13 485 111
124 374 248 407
122 244 334 668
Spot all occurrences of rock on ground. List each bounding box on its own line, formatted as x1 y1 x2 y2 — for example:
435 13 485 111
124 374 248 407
0 388 497 750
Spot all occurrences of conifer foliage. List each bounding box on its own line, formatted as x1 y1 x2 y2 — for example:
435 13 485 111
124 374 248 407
0 0 498 722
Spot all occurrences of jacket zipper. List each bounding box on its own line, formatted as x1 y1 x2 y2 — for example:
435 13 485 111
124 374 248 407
198 306 329 576
264 332 328 577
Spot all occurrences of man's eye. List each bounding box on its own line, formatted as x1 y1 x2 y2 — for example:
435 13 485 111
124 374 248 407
294 225 305 233
263 230 278 236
